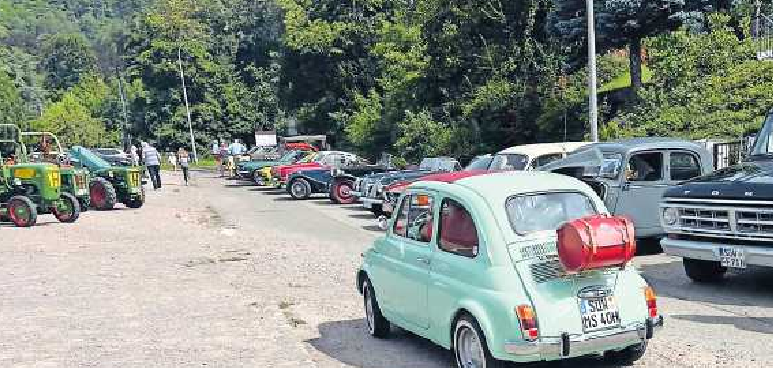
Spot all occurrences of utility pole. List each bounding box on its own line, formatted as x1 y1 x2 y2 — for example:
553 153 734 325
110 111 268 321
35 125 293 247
117 68 130 150
586 0 599 142
178 47 198 163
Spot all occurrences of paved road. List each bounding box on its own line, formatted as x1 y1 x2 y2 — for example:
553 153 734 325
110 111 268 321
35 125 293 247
2 171 772 367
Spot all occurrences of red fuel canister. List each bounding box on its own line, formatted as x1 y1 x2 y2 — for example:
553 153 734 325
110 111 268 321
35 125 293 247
556 215 636 273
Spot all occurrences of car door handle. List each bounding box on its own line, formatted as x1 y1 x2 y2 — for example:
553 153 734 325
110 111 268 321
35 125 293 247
416 257 431 265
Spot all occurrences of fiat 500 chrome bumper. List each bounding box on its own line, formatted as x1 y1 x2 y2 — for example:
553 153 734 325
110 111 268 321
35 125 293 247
504 316 663 358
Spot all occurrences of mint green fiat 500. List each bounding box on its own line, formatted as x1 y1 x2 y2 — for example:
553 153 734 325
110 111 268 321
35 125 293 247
357 171 663 367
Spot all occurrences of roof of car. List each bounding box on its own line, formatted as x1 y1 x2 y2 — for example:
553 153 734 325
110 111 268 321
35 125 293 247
497 142 590 156
411 171 598 206
578 137 705 153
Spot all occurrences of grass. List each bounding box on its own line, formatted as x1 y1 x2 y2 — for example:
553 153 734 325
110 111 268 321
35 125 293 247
598 64 653 93
160 157 217 171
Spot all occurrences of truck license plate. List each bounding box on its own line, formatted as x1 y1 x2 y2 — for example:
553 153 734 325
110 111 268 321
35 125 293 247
719 247 746 268
580 297 620 332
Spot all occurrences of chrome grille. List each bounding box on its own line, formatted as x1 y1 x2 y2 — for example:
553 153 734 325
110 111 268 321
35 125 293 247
737 211 773 234
662 198 773 242
529 256 562 283
678 207 730 231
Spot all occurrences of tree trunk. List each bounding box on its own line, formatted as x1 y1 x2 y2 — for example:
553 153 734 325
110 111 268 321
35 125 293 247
628 37 643 97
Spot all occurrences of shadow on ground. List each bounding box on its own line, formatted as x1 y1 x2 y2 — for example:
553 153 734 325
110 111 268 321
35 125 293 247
308 319 625 368
639 258 773 309
672 314 773 334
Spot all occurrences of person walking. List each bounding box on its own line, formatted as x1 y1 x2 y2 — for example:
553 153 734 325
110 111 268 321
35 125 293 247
218 142 229 177
178 147 190 186
130 145 140 166
142 142 162 190
167 151 178 171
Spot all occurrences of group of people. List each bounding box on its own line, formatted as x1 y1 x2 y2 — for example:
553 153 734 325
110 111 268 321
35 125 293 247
211 139 247 177
128 142 191 190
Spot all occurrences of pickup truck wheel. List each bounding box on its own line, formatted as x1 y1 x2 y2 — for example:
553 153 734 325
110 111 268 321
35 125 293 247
604 342 647 366
362 278 390 338
289 178 312 200
331 179 356 204
453 315 506 368
683 258 726 283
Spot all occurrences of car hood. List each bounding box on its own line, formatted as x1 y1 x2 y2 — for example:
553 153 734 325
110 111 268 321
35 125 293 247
664 160 773 201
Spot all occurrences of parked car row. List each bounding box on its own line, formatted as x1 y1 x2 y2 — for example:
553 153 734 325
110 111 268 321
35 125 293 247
227 110 773 367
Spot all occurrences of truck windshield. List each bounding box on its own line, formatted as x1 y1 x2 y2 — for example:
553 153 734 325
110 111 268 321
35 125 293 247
751 113 773 156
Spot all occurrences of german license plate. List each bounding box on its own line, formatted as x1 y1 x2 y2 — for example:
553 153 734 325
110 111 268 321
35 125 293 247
580 297 620 332
719 247 746 268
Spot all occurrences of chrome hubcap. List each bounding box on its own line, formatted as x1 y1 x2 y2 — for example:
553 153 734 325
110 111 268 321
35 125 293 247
458 325 485 368
364 285 375 334
292 182 307 197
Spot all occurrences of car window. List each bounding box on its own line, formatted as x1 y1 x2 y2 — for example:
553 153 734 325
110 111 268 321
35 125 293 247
670 151 701 181
439 199 479 257
393 196 409 237
465 156 493 171
507 192 597 235
626 152 663 182
492 154 528 171
393 194 434 243
531 153 564 169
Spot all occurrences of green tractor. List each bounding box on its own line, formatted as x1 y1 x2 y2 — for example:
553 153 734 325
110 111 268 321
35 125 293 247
69 146 145 210
0 124 80 227
22 131 91 212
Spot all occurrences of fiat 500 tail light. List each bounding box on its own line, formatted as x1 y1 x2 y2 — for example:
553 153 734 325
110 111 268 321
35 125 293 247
515 305 538 341
556 215 636 273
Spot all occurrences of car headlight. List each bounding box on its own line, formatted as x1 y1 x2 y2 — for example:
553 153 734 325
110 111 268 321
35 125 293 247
13 178 21 186
662 207 679 226
108 171 114 178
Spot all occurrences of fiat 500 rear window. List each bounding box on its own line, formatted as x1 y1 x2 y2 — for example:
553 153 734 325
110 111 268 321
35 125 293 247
506 192 597 235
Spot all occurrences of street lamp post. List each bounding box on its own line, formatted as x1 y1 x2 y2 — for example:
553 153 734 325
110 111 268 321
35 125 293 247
178 47 198 163
586 0 599 142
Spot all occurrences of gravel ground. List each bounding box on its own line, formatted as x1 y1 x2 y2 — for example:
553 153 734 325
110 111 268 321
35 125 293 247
2 170 773 367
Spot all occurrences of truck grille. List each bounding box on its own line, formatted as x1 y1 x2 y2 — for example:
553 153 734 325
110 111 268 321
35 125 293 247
662 199 773 242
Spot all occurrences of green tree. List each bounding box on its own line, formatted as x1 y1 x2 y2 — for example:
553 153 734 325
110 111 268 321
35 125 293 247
550 0 714 95
0 71 25 126
40 33 98 95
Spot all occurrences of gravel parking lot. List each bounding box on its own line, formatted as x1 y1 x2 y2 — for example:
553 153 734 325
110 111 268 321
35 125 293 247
3 171 773 367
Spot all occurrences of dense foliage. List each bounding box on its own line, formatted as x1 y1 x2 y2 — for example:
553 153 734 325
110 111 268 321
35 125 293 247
0 0 768 160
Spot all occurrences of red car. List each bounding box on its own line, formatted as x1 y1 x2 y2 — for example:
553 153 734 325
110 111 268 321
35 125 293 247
381 170 493 219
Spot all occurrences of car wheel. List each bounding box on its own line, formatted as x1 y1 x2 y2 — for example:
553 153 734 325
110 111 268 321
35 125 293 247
605 341 647 366
90 177 117 210
7 196 37 227
289 178 312 200
683 258 727 283
53 192 80 223
252 170 263 184
453 315 506 368
331 179 356 204
362 278 390 338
